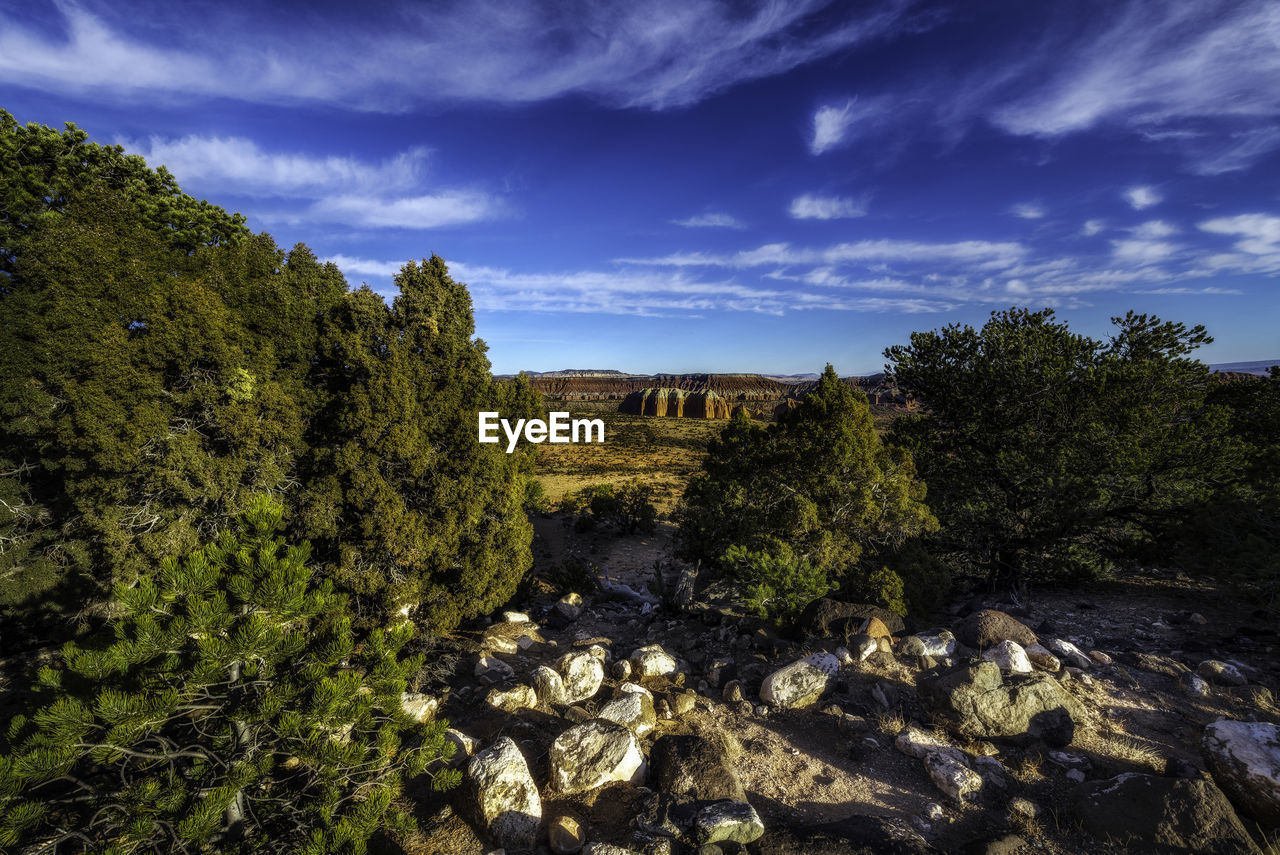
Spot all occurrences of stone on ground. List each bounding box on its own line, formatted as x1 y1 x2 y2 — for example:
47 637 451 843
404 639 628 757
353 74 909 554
692 801 765 846
558 650 605 703
918 661 1078 746
461 736 542 850
958 609 1037 649
983 640 1033 674
649 734 747 802
596 690 657 737
549 719 647 794
1202 719 1280 825
760 652 840 709
629 644 679 680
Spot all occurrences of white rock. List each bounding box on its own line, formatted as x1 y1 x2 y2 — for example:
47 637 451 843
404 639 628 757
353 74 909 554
462 737 541 850
629 644 678 680
760 652 839 709
895 726 962 761
1203 719 1280 825
558 651 605 703
1046 638 1091 670
400 692 438 722
585 644 610 664
596 691 657 737
616 681 653 699
855 635 879 661
1024 643 1062 672
549 719 647 794
983 640 1033 674
693 801 765 846
925 750 983 801
612 659 632 681
502 610 531 623
582 844 634 855
532 665 568 706
443 728 479 767
1182 672 1212 698
487 685 537 712
835 646 855 666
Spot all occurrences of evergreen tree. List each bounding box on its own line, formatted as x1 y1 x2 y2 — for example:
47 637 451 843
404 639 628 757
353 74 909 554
675 365 936 619
296 258 534 630
886 308 1238 587
0 186 344 633
0 497 455 854
1 110 247 284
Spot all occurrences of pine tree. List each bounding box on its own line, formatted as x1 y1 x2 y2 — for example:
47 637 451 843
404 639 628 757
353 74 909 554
296 257 534 631
0 497 456 854
675 365 936 619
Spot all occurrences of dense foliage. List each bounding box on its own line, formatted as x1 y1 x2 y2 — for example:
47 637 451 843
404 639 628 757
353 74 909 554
676 366 937 619
0 498 455 854
0 115 535 639
885 308 1247 588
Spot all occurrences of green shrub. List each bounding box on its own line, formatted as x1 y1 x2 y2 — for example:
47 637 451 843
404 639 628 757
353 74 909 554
722 544 834 623
0 497 456 853
676 365 936 614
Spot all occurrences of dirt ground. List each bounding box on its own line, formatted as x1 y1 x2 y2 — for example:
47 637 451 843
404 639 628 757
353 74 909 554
399 514 1280 854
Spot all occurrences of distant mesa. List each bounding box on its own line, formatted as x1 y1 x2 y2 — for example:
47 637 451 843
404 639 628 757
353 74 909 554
620 388 735 419
1209 360 1278 377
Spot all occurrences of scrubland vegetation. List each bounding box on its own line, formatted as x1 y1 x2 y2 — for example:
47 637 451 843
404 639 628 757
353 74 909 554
1 113 1277 852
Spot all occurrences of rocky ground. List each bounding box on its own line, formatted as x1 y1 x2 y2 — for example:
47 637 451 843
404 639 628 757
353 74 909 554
392 517 1280 855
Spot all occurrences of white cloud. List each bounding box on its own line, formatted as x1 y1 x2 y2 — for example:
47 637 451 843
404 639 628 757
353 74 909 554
619 238 1027 270
302 191 500 228
1131 220 1178 239
325 255 408 277
1111 238 1178 265
123 134 501 229
1082 219 1106 236
673 213 746 229
788 194 869 220
1124 186 1162 210
125 135 429 196
1011 202 1045 220
809 98 886 155
991 2 1280 137
1199 213 1280 255
0 1 913 112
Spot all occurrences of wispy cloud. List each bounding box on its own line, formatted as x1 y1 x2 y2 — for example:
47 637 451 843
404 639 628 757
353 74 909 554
1111 238 1178 266
1011 202 1045 220
1082 219 1106 236
0 1 914 111
1124 185 1162 210
673 212 746 229
125 134 501 229
1130 220 1178 240
809 98 887 155
124 135 429 196
788 194 869 220
1199 213 1280 255
975 1 1280 173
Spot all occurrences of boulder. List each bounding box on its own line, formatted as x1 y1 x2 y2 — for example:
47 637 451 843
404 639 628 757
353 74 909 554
1202 719 1280 825
1024 643 1061 672
443 728 479 768
596 690 657 737
649 734 747 802
549 719 647 794
1198 660 1249 687
983 640 1033 674
1077 772 1259 854
918 661 1079 746
629 644 679 680
897 630 956 658
799 598 905 637
558 651 605 703
487 684 538 712
1045 638 1091 670
693 801 765 846
957 609 1037 649
760 652 840 709
533 665 568 706
460 737 542 850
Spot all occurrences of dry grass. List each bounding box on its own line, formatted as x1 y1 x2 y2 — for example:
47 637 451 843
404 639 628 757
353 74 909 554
534 411 725 514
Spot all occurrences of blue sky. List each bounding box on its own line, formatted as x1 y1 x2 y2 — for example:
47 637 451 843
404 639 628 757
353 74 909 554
2 0 1279 374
